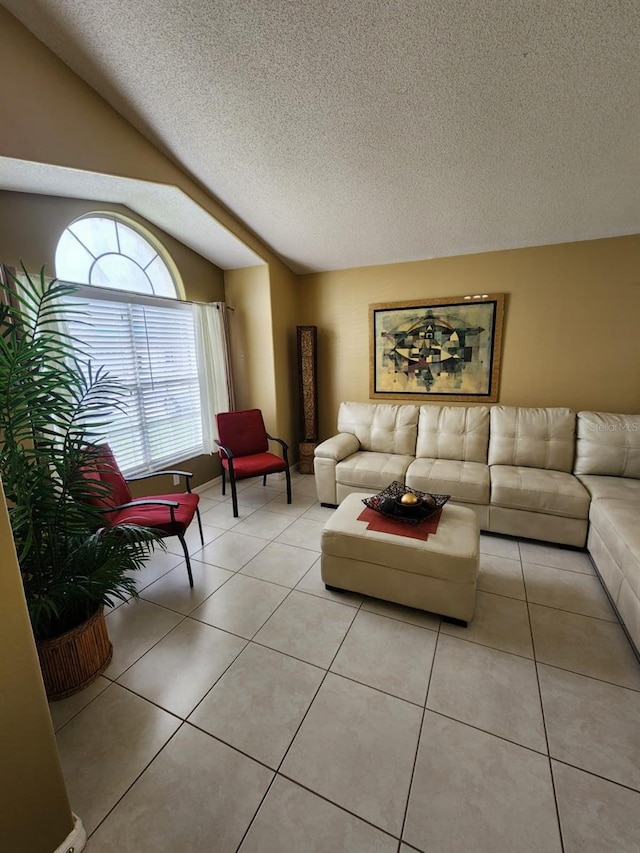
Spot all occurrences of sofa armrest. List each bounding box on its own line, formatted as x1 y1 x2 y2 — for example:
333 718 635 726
315 433 360 462
313 433 360 505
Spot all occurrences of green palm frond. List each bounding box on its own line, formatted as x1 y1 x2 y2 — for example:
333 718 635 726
0 263 164 640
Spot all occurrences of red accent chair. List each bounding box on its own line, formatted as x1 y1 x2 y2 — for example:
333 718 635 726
215 409 291 517
82 445 203 588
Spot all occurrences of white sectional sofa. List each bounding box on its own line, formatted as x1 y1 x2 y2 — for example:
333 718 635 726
574 411 640 651
314 401 640 650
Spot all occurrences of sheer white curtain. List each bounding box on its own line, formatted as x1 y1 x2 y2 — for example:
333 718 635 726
195 302 235 453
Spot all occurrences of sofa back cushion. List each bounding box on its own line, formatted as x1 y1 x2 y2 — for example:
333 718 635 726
574 411 640 478
488 406 576 472
337 402 419 455
415 405 490 462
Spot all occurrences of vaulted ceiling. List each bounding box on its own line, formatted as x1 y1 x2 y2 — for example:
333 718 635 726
4 1 640 273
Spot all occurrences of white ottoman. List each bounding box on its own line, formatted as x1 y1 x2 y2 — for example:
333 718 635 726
321 492 480 625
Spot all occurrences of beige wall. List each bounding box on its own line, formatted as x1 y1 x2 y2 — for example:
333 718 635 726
299 235 640 439
225 265 276 425
0 482 74 852
224 261 300 455
269 260 300 450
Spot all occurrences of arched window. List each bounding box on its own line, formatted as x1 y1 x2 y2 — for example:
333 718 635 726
55 213 182 298
54 214 204 475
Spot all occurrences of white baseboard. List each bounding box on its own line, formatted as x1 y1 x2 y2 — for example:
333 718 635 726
54 814 86 853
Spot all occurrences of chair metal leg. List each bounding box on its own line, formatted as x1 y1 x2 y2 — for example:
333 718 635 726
221 468 226 495
177 531 194 588
263 474 267 487
285 466 292 504
195 506 204 545
229 475 239 517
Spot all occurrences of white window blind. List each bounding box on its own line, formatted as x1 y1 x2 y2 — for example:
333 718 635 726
65 286 204 475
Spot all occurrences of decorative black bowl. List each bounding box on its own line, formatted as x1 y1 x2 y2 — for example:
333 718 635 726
362 481 451 525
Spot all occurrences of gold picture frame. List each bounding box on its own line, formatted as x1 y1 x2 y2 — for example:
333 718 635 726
370 293 505 402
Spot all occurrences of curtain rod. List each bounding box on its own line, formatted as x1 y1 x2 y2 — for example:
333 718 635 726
57 278 234 310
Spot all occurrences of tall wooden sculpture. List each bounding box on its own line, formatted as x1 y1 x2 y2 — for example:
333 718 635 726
296 326 318 474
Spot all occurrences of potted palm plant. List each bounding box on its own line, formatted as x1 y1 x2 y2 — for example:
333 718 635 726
0 265 162 699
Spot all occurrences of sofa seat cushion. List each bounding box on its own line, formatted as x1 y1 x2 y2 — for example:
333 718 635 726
490 466 590 519
576 474 640 503
335 451 414 490
405 458 490 505
590 499 640 600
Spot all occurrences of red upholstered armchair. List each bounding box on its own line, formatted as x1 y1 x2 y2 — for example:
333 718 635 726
81 445 204 588
215 409 292 517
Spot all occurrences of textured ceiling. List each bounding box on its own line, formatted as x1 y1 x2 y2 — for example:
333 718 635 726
4 0 640 273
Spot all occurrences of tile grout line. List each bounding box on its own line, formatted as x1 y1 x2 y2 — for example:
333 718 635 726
535 660 640 695
395 615 443 852
184 584 301 723
440 590 640 692
108 530 312 689
476 579 618 626
404 704 555 761
587 548 640 668
50 681 113 734
517 544 640 692
232 590 363 851
181 546 355 725
87 720 187 840
475 578 617 624
271 595 361 775
545 757 640 797
271 773 402 846
520 539 566 853
104 606 191 683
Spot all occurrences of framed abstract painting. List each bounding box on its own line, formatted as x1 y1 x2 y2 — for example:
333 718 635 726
370 293 505 402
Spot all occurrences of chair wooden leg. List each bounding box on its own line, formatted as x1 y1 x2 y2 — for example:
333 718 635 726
195 506 204 545
285 466 292 504
177 532 194 588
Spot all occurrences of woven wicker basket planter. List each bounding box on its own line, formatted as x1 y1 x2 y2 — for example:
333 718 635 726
37 607 113 701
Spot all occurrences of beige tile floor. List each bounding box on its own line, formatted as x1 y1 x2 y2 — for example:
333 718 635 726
48 474 640 852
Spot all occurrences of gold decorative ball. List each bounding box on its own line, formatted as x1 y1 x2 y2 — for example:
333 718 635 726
400 492 419 505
